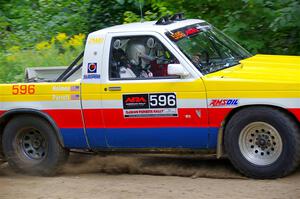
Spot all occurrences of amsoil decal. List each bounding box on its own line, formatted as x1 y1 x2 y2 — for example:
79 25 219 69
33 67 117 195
209 99 239 107
123 93 177 118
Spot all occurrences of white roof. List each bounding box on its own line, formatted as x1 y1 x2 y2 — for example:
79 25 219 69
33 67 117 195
90 19 206 36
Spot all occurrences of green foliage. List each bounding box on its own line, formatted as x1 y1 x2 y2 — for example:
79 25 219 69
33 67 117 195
0 33 85 83
123 0 172 23
0 0 89 50
88 0 139 32
155 0 300 55
0 0 299 83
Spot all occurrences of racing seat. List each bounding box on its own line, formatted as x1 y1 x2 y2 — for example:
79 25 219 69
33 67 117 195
111 48 136 78
150 61 168 77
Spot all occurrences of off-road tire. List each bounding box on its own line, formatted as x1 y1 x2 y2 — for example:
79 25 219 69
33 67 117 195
224 107 300 179
2 115 69 176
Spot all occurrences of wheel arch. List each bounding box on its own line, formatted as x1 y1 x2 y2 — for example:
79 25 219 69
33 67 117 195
0 109 65 150
217 104 300 158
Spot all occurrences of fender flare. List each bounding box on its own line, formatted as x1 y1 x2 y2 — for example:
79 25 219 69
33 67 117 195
0 108 65 147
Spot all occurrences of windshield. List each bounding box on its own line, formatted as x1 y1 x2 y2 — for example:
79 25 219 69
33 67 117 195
166 23 252 75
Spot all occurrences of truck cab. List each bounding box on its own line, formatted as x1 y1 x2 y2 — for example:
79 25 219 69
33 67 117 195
1 15 299 178
80 19 215 149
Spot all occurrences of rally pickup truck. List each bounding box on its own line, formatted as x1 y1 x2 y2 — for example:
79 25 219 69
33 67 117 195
0 14 299 179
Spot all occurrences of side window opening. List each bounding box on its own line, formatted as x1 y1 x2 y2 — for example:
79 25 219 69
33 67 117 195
109 36 179 80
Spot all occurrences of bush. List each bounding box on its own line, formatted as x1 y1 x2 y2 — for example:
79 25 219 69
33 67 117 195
0 33 85 83
0 0 299 83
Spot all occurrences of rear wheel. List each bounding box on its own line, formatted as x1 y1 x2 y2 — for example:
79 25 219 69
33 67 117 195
225 107 300 179
2 115 69 176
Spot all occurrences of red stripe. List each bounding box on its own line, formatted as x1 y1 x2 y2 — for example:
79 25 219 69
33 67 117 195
44 110 84 128
288 108 300 122
3 108 299 129
208 108 233 127
82 109 105 128
208 108 300 127
0 110 6 117
43 108 212 128
100 108 209 128
42 108 230 128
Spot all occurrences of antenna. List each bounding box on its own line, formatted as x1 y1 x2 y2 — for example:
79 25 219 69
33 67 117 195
139 0 144 22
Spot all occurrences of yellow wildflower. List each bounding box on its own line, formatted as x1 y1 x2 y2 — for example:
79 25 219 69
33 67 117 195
75 33 85 42
56 33 68 42
68 33 86 47
35 41 51 51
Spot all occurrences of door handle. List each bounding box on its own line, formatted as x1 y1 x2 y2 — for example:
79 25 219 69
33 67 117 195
108 86 122 91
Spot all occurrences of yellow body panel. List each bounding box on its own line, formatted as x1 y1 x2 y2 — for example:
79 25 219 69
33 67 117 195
203 55 300 98
98 79 206 100
0 55 299 104
0 82 80 102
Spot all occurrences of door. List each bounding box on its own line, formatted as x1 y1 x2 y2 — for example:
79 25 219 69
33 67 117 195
101 32 209 149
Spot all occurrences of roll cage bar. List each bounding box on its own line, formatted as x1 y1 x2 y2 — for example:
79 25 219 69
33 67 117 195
56 51 84 82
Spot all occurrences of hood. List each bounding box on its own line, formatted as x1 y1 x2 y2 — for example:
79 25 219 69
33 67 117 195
203 54 300 91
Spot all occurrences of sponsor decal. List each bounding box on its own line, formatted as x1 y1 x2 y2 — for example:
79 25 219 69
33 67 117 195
169 31 186 41
185 27 200 36
87 63 97 73
71 94 80 100
123 94 149 109
52 95 69 101
52 86 80 91
70 86 80 91
51 94 79 101
52 86 69 91
84 63 100 79
209 99 239 107
123 93 177 118
88 37 104 44
83 74 101 79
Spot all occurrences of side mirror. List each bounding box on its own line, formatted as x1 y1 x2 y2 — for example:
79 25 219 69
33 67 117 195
167 64 189 77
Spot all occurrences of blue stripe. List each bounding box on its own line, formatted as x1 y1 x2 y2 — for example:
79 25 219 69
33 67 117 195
60 127 219 149
99 127 216 149
85 128 107 148
208 128 219 148
60 128 88 148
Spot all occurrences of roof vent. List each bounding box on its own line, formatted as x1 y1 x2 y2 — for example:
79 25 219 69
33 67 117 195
155 15 173 25
170 13 185 21
155 13 185 25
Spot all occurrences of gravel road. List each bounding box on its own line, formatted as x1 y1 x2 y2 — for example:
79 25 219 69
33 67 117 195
0 154 299 199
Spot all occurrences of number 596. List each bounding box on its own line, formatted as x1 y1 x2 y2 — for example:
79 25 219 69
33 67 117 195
12 85 35 95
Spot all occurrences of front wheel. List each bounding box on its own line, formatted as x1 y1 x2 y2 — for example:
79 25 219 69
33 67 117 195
225 107 300 179
2 115 69 176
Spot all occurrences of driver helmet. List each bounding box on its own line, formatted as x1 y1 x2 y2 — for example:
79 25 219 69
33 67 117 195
126 39 153 69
